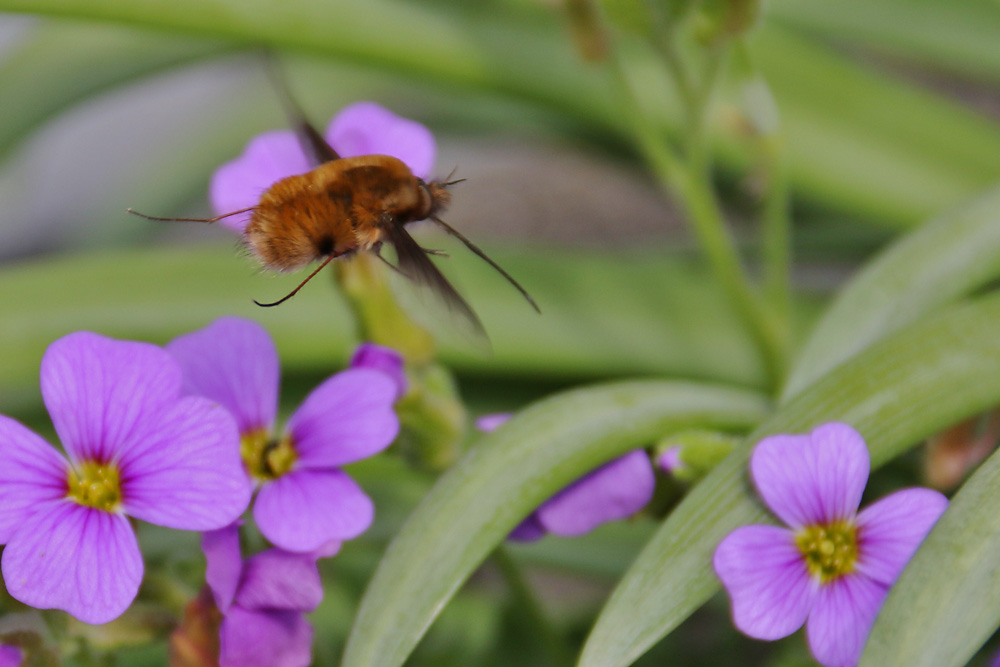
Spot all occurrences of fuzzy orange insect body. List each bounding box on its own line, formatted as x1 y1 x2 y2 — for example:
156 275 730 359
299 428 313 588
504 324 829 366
246 154 450 273
128 73 536 324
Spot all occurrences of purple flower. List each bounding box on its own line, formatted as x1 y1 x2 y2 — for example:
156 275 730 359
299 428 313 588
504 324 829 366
476 414 655 541
0 332 250 624
167 317 399 553
713 423 948 667
656 446 685 475
350 342 407 400
0 645 22 667
210 102 436 232
203 524 321 667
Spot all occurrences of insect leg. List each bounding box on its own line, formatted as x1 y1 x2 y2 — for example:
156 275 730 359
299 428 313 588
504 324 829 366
253 254 338 307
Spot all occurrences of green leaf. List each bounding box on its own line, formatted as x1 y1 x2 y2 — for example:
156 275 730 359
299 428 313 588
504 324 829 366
782 186 1000 401
746 25 1000 227
579 291 1000 667
0 20 226 157
768 0 1000 85
0 243 784 412
860 443 1000 666
8 2 1000 228
0 0 619 130
341 381 770 667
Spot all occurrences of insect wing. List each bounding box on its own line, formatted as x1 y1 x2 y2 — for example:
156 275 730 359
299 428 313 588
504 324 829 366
264 56 341 166
383 221 487 338
295 119 340 167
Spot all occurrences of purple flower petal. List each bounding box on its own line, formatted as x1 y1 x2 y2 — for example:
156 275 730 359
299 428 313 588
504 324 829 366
508 513 546 542
326 102 435 180
167 317 280 434
40 332 182 465
286 369 398 469
536 450 654 537
855 488 948 586
219 606 313 667
806 574 887 667
350 343 407 400
254 469 374 552
236 549 323 613
0 416 70 542
714 525 817 640
0 645 22 667
312 539 342 559
210 130 311 233
751 423 869 528
476 413 512 433
120 396 251 530
2 501 142 625
657 446 684 475
203 523 243 613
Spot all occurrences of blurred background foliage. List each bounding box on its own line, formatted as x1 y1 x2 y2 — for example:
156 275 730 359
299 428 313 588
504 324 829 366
0 0 999 665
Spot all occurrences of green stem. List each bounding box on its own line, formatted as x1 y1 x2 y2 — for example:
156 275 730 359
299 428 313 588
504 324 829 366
492 546 574 666
760 133 791 327
609 49 786 388
733 40 792 358
685 43 728 173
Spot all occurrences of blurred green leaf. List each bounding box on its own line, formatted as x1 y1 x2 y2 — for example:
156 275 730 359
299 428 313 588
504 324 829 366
783 185 1000 400
6 2 1000 228
0 19 227 157
0 242 783 413
341 381 769 667
579 291 1000 667
768 0 1000 85
0 0 620 130
861 436 1000 666
745 25 1000 227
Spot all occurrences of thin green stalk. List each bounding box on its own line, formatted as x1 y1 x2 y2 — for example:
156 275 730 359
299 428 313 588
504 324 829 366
671 164 787 384
654 33 696 124
608 49 786 388
733 40 792 355
760 134 792 326
685 42 729 174
491 546 574 666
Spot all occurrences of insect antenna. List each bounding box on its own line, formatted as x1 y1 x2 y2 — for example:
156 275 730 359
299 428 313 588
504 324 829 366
253 254 337 307
441 167 466 187
262 54 340 167
126 206 255 224
429 216 541 313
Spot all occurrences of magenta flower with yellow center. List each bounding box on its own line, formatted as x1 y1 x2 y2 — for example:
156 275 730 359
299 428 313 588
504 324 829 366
713 422 948 667
167 317 400 553
0 332 251 624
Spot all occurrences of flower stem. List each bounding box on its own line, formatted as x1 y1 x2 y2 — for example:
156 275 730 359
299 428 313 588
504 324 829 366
334 253 436 365
609 49 787 388
760 133 791 329
491 546 574 666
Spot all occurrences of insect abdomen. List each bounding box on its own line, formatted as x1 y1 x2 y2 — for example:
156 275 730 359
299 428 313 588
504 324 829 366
246 173 356 272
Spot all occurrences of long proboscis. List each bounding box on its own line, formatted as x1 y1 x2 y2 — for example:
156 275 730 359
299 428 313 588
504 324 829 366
126 207 255 224
430 216 541 313
254 254 337 308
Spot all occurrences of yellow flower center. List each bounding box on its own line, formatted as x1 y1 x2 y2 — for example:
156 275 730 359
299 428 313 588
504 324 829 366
67 461 122 511
795 520 859 583
241 428 297 481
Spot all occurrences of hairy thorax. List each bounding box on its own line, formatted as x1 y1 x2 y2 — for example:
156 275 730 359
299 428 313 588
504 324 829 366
245 155 425 272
